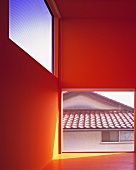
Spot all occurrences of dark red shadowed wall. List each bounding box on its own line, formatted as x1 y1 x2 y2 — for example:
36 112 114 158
0 0 58 169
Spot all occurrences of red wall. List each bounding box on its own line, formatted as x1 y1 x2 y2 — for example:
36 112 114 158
0 1 58 169
61 19 136 88
60 18 136 151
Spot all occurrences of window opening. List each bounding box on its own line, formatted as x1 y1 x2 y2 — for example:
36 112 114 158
120 131 134 142
102 131 119 142
9 0 54 73
62 90 134 152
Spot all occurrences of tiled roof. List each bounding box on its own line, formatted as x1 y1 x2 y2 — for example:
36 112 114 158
63 110 134 130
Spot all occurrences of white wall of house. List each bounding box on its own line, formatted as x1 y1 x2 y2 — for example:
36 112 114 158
63 131 134 152
63 95 121 110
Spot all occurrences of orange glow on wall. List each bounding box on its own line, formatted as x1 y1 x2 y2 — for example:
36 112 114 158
53 116 59 159
1 0 59 169
1 1 136 170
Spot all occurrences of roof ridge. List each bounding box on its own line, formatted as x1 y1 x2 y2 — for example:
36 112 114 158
63 92 134 111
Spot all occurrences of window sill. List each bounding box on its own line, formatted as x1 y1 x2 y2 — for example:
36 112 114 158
100 141 134 144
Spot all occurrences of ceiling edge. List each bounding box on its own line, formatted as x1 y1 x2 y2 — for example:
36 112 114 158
46 0 61 18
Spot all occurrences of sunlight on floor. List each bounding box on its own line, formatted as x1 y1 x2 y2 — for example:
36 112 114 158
53 152 121 160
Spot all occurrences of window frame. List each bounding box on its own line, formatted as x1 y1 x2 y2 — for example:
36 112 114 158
9 0 54 74
44 0 54 74
61 88 135 153
101 130 134 143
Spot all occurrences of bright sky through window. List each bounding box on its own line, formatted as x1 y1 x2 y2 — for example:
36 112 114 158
9 0 53 73
95 92 134 108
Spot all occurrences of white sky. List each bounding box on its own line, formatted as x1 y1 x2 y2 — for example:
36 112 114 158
95 92 134 108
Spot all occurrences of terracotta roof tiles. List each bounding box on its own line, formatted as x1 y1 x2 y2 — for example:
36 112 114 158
63 110 134 130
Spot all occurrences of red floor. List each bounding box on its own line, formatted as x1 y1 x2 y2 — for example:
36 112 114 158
43 153 136 170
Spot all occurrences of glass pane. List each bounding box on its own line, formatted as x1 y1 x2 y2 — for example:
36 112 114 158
102 131 110 142
120 131 134 141
102 131 119 142
9 0 53 73
110 131 119 142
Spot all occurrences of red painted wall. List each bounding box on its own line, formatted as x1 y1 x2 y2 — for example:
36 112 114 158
0 1 58 169
60 18 136 152
61 19 136 88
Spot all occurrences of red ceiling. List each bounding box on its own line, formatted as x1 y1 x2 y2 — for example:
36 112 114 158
55 0 136 19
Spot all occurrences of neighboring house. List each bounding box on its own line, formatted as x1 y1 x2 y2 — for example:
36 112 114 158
63 92 134 152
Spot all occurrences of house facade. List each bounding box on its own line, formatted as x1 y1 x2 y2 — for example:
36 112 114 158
63 92 134 152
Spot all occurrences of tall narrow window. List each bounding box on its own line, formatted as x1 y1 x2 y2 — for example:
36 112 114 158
9 0 53 73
